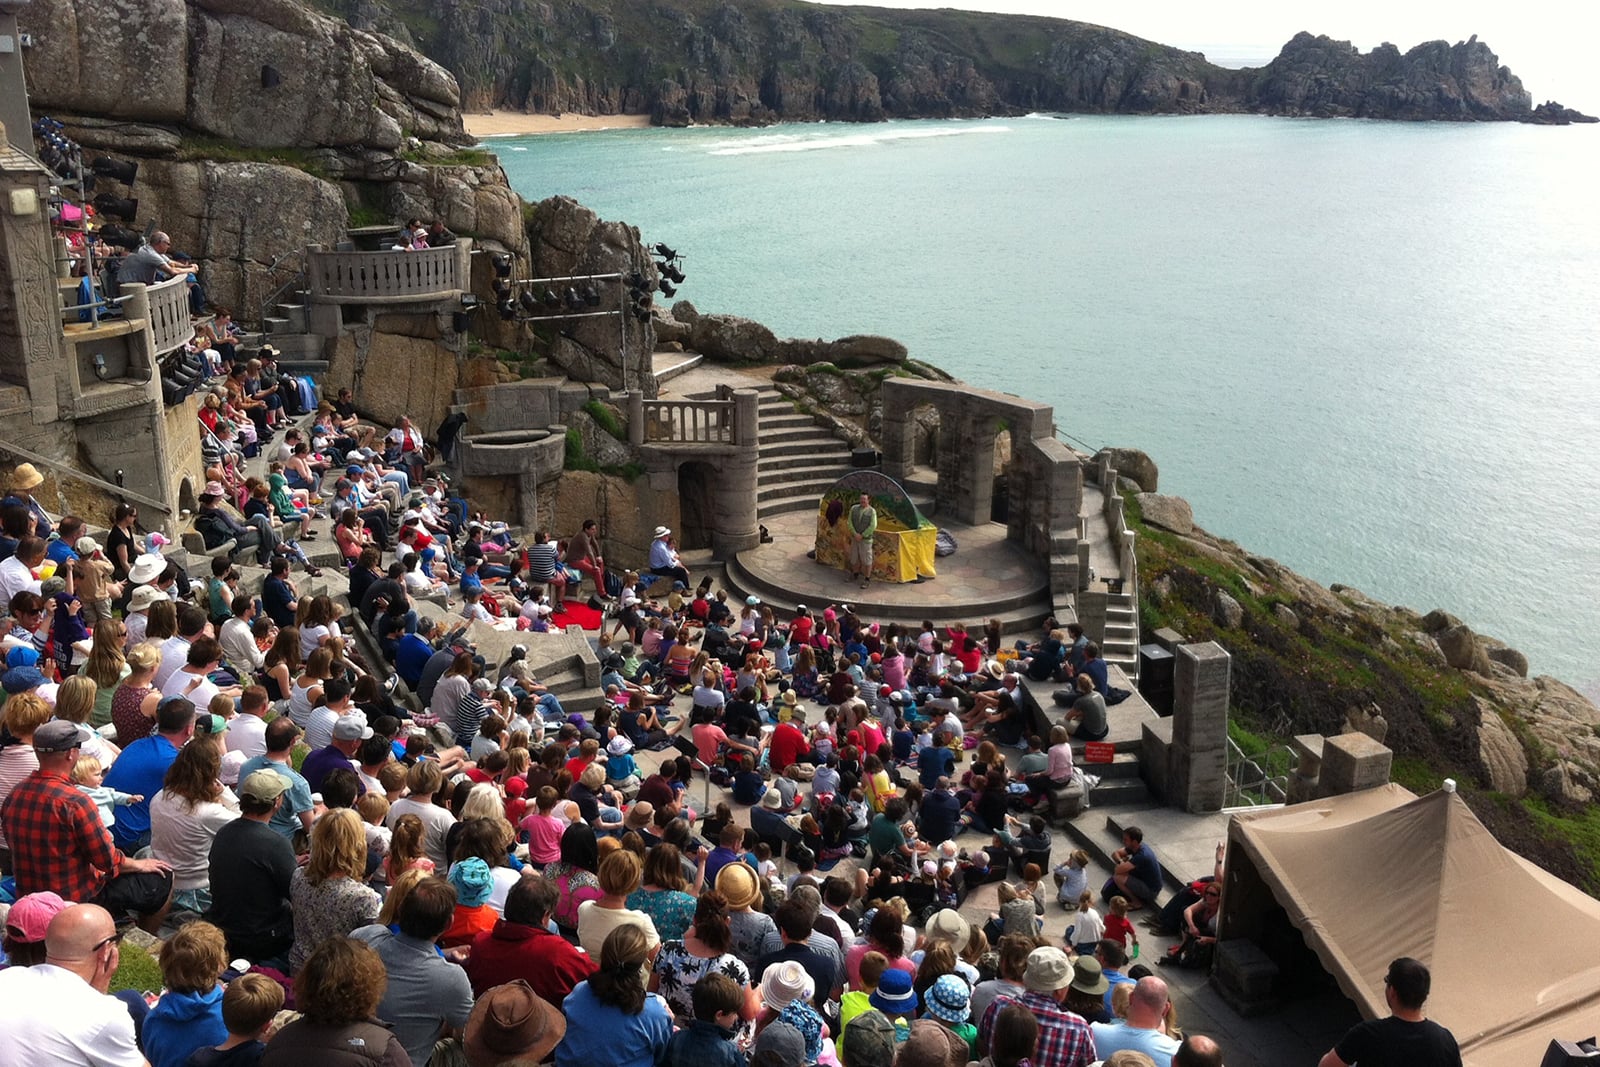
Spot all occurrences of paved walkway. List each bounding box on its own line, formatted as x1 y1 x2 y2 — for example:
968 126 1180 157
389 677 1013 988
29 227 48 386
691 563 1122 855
1080 480 1122 585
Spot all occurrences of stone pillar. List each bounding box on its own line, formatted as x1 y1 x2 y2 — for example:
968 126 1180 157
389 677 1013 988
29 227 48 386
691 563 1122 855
934 412 966 521
516 473 539 534
710 450 759 557
0 29 31 152
1287 734 1323 804
626 390 644 447
878 385 916 481
0 156 64 420
1170 641 1231 814
1317 733 1392 797
731 388 758 447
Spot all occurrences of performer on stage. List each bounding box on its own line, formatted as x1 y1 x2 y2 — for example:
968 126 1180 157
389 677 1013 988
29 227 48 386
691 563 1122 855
848 493 878 589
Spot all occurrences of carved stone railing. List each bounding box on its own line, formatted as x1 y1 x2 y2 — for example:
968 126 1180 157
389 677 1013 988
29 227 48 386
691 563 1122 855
627 391 756 448
144 274 194 356
303 239 471 304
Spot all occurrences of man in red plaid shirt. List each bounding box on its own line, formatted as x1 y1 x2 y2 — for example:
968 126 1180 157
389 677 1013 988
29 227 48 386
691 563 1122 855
977 945 1097 1067
0 720 173 933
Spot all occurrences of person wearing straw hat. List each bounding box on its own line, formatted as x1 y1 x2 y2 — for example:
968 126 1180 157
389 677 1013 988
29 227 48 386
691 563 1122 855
2 463 54 539
466 980 567 1067
975 946 1095 1067
714 862 777 970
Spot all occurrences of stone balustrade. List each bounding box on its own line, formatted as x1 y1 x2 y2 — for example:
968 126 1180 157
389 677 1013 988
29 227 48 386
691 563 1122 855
628 396 739 446
143 274 194 356
304 240 472 304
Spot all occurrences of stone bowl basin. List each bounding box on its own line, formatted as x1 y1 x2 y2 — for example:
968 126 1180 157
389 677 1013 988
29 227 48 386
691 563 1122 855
456 425 567 478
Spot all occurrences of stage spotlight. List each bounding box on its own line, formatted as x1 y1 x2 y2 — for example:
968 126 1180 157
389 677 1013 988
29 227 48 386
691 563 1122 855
633 292 652 309
97 225 143 252
663 264 685 284
452 310 471 334
542 288 560 308
582 284 600 307
626 271 647 290
492 278 510 297
653 243 677 260
92 194 138 221
519 290 539 313
498 299 516 321
658 280 676 297
493 255 512 278
632 306 651 322
563 287 583 310
90 157 138 187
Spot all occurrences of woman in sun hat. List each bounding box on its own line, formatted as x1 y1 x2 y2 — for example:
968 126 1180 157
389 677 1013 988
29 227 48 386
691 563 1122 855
465 979 567 1067
714 861 777 970
3 463 52 538
756 960 826 1063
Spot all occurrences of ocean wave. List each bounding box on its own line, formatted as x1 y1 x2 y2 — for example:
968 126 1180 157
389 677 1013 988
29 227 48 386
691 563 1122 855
707 125 1011 156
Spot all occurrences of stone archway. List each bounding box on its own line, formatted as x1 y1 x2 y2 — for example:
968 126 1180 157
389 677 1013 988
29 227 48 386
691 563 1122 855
677 461 717 551
177 476 198 517
990 421 1015 524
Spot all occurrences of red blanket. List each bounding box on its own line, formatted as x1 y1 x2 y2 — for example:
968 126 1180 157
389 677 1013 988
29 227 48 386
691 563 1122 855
548 599 604 631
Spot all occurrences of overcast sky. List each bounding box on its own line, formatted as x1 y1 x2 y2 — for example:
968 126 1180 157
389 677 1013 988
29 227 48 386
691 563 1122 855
810 0 1599 107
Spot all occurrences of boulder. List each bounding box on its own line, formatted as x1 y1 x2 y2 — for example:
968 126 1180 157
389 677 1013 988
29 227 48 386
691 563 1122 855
1485 644 1530 678
1342 703 1388 744
1421 609 1463 633
1272 602 1300 629
1136 493 1192 535
832 334 907 366
1212 590 1243 630
1149 574 1173 603
1402 630 1448 667
1537 760 1594 806
651 311 693 346
1437 624 1493 675
1473 697 1528 796
691 314 779 363
1094 448 1158 492
671 300 700 325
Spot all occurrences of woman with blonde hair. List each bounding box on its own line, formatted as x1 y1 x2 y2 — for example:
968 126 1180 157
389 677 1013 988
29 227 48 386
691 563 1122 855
83 618 129 727
289 808 381 972
150 740 239 912
377 866 431 925
0 692 53 858
577 849 661 959
110 641 163 746
54 674 118 763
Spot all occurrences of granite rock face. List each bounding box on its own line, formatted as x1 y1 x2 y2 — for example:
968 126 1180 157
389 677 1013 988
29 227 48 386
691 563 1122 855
1135 492 1192 535
1098 448 1159 492
1249 32 1533 120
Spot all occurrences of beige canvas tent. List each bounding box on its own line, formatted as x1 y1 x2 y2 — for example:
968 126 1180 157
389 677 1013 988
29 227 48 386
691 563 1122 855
1224 782 1600 1066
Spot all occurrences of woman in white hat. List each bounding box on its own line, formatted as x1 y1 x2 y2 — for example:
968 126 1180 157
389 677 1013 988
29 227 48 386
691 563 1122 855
122 576 167 650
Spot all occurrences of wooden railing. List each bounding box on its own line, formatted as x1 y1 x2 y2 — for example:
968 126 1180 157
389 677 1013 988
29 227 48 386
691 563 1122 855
639 399 735 444
303 242 466 304
146 274 194 356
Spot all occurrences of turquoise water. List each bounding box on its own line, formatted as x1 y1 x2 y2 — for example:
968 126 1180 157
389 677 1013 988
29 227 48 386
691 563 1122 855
493 116 1600 691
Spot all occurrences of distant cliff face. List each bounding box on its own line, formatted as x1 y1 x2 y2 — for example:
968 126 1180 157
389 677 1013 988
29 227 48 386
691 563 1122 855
1250 32 1532 119
315 0 1552 124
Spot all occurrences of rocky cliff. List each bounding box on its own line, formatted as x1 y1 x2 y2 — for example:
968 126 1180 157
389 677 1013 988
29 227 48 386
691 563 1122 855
309 0 1567 123
19 0 529 312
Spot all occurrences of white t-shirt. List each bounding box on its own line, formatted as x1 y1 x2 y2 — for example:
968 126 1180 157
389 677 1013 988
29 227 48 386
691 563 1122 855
299 623 332 658
305 703 344 751
0 963 143 1066
153 634 192 692
385 795 457 869
576 900 660 959
0 555 41 610
226 713 270 759
149 788 241 891
171 669 220 710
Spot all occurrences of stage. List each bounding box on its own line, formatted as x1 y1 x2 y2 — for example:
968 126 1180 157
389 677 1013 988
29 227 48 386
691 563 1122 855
725 508 1053 634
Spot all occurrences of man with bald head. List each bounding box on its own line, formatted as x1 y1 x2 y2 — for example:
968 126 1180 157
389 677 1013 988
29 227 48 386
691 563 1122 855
0 903 146 1065
1173 1034 1224 1067
1089 976 1181 1066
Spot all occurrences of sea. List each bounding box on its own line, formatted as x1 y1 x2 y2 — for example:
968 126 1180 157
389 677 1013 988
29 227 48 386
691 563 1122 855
491 115 1600 693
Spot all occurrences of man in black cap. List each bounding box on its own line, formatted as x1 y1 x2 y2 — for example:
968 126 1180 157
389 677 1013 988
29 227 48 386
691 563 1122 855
206 769 296 964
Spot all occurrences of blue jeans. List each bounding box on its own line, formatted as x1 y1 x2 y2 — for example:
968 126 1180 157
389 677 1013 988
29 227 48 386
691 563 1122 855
536 692 566 719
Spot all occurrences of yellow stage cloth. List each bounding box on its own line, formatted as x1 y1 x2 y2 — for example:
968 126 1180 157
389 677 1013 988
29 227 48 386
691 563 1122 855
815 506 937 583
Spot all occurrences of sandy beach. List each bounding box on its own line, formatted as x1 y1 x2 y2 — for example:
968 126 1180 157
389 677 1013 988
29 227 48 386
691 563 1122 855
465 110 653 138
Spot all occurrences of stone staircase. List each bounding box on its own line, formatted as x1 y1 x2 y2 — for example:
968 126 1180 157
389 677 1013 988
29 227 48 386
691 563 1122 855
1103 591 1139 678
753 387 857 521
257 288 329 379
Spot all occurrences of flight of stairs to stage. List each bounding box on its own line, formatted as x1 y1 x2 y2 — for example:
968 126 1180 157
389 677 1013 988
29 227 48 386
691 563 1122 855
754 386 859 521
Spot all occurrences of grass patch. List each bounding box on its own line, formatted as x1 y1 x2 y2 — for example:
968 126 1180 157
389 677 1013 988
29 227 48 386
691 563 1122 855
177 137 331 180
1519 797 1600 892
403 146 497 167
583 399 625 439
110 940 163 995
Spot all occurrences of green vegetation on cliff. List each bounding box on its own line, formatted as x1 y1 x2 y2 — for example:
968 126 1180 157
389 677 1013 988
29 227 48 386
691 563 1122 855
1126 492 1600 892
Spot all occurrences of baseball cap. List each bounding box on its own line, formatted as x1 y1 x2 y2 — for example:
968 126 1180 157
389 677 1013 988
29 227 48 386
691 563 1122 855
194 714 229 737
333 715 374 741
238 769 292 802
32 720 91 753
4 891 69 943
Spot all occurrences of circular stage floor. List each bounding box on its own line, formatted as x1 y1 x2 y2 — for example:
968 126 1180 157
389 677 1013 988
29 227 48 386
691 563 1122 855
729 509 1051 632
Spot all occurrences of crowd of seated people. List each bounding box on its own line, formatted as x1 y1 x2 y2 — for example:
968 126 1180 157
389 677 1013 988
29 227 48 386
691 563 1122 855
0 287 1212 1065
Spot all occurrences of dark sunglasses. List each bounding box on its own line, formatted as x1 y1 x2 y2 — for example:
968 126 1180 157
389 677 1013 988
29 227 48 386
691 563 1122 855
92 929 127 953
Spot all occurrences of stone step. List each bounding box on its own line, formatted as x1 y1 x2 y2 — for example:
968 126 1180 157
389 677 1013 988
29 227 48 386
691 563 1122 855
758 425 841 446
756 461 857 488
757 489 838 519
261 317 292 335
756 472 848 499
758 439 854 461
261 334 324 358
1060 810 1185 894
760 412 821 430
277 359 330 378
274 303 309 333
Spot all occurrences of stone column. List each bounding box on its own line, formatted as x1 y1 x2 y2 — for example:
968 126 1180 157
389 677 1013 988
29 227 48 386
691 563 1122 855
1170 641 1231 813
731 388 758 447
1317 733 1392 797
1287 735 1323 804
879 383 917 481
626 390 644 447
710 449 759 557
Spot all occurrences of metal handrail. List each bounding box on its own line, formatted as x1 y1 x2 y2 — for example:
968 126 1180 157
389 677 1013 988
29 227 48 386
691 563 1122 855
256 250 306 331
0 438 171 514
1223 736 1294 808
